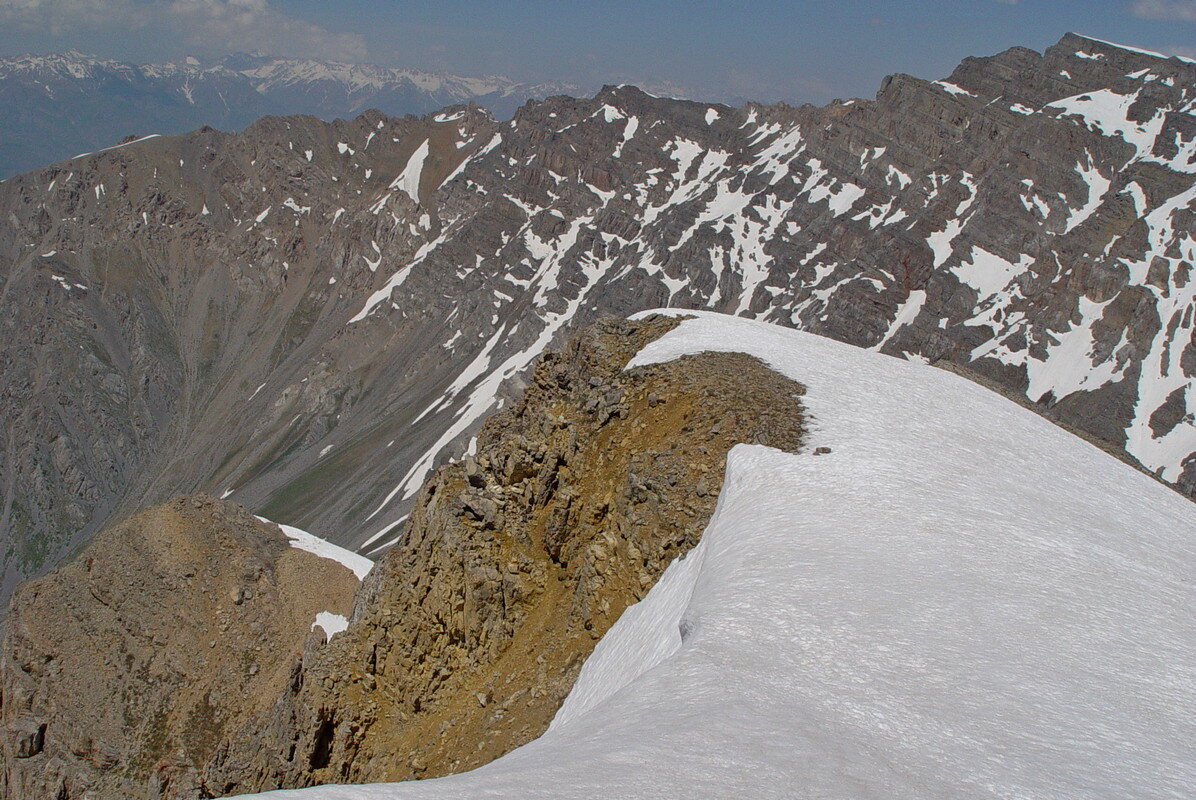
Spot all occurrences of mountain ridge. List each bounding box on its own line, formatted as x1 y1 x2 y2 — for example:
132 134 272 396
4 309 1192 799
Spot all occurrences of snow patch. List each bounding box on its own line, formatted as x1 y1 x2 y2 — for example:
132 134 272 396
390 139 431 203
256 516 372 580
1046 89 1165 157
935 81 975 97
312 612 348 641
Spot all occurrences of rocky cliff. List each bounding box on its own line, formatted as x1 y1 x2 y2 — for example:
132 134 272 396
1 314 807 798
0 496 362 800
0 32 1192 603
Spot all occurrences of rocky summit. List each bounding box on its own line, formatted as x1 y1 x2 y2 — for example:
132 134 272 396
0 31 1193 607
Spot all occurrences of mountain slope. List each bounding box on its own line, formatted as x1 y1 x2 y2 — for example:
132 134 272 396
242 310 1196 800
0 497 364 800
0 32 1192 603
0 51 578 178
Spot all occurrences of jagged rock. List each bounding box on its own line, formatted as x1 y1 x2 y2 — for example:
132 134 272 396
179 314 807 793
6 719 43 759
460 491 497 523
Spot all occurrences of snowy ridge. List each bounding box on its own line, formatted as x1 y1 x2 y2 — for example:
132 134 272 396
240 311 1195 799
0 50 582 177
241 59 575 100
0 51 579 103
1075 34 1196 65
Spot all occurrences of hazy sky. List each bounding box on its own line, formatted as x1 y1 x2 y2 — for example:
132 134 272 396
0 1 1193 104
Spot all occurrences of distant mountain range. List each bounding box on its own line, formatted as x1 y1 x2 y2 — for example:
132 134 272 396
0 51 583 178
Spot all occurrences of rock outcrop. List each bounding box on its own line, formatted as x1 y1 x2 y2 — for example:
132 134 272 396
0 315 807 798
0 497 361 800
0 31 1191 606
200 315 805 794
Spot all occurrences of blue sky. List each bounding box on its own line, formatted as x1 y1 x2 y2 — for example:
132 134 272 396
0 1 1192 103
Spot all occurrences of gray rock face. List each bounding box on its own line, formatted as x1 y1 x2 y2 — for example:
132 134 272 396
0 51 580 178
0 32 1192 601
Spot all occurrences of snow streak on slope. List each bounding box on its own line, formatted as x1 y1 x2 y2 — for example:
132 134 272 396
240 311 1195 800
389 140 429 203
257 516 374 580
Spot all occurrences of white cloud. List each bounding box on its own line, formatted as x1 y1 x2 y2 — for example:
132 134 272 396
1130 0 1196 21
0 0 367 61
0 0 128 35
